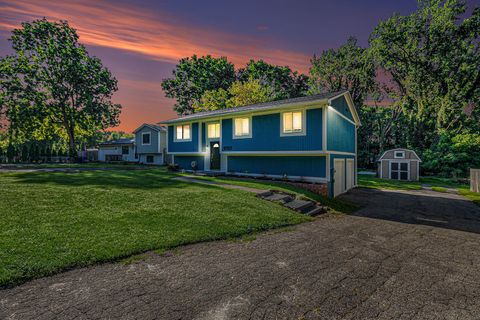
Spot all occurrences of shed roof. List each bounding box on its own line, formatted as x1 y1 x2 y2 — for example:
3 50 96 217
378 148 422 162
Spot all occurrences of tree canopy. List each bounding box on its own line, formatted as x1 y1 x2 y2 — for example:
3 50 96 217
369 0 480 134
193 79 275 112
0 19 121 158
161 55 236 115
309 37 377 109
162 56 308 115
237 60 309 100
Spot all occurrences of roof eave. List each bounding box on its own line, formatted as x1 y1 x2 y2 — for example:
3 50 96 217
160 99 329 125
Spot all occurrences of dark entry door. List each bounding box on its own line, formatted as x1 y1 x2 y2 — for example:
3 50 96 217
210 141 220 170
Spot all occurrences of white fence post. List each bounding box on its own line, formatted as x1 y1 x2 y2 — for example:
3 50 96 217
471 169 480 193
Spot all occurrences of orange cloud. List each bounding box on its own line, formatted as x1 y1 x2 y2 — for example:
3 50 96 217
0 0 311 73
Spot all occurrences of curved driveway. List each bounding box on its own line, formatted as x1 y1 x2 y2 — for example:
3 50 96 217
1 188 480 319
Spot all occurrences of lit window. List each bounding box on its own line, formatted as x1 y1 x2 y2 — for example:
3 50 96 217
282 111 303 134
207 123 220 138
175 124 191 140
234 117 250 137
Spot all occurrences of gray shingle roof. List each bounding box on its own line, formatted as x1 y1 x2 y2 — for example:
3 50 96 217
133 123 166 133
99 138 134 146
160 91 347 124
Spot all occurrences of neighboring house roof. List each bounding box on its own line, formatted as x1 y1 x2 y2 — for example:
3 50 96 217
377 148 422 162
160 90 361 126
99 138 134 146
133 123 166 133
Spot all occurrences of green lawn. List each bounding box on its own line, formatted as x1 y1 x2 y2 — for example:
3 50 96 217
0 168 310 287
186 175 359 214
358 173 480 206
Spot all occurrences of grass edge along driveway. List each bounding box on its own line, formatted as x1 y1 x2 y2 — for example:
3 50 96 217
358 173 479 206
0 168 317 287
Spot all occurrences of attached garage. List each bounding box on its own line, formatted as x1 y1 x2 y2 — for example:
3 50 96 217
377 148 421 181
333 157 356 197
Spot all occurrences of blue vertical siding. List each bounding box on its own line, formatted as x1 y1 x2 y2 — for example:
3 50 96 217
227 156 326 178
221 108 323 151
201 123 206 152
168 123 200 153
327 110 355 153
330 95 353 121
174 155 205 170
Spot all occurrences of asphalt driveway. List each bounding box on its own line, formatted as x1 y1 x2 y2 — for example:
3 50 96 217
1 188 480 319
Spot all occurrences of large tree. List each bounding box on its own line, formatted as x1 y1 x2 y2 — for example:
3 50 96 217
193 79 275 112
0 19 121 158
309 37 377 108
237 60 309 100
161 55 236 115
369 0 480 139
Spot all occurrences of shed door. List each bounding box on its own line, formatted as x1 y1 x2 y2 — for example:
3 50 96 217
334 159 345 197
391 162 409 180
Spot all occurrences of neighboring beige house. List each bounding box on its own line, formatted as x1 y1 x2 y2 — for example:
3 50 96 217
377 148 421 181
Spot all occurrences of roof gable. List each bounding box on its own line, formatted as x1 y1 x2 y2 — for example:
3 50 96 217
133 123 166 133
378 148 422 161
327 91 361 126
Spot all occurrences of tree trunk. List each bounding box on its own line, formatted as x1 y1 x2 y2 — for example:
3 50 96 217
67 125 76 163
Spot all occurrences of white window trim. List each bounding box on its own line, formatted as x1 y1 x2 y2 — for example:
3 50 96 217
232 116 252 139
174 123 193 142
394 151 405 159
142 132 151 145
206 121 221 140
280 109 306 137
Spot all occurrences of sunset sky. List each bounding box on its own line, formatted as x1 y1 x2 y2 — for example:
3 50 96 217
0 0 476 132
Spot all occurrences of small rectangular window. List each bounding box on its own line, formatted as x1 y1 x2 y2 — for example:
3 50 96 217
175 124 191 141
394 151 405 158
142 133 151 145
234 117 251 138
282 111 303 134
207 123 220 138
122 146 129 155
146 155 154 163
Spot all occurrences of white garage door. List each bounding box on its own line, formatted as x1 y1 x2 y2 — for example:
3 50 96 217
346 159 355 190
334 159 345 197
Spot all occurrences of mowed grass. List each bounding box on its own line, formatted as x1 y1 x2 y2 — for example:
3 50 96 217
0 168 309 287
185 175 359 214
358 174 480 206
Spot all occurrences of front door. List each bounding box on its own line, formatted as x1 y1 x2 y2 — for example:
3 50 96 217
391 162 408 180
210 141 220 170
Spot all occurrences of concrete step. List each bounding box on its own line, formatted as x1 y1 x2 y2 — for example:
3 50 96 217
303 206 328 216
283 199 313 212
263 193 294 203
256 191 273 198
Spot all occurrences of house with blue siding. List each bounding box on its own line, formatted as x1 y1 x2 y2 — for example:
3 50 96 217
133 124 167 165
161 91 360 197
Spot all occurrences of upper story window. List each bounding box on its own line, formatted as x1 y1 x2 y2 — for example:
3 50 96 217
233 117 251 138
207 123 220 139
394 151 405 158
175 124 191 141
122 146 129 155
142 132 151 145
281 111 305 135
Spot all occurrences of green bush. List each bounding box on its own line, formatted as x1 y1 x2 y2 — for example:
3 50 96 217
422 133 480 178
